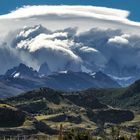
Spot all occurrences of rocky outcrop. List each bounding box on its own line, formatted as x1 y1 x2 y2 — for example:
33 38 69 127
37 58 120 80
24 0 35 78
39 62 51 75
65 94 107 109
87 108 134 124
0 104 26 127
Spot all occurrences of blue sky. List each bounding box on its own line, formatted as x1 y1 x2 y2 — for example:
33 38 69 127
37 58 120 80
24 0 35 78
0 0 139 22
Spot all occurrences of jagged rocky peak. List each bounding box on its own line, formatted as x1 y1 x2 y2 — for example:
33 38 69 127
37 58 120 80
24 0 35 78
39 62 51 76
5 63 39 78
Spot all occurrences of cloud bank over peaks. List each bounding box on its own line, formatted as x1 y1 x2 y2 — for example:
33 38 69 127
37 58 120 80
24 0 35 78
2 25 108 74
11 25 82 72
1 24 140 78
76 28 140 76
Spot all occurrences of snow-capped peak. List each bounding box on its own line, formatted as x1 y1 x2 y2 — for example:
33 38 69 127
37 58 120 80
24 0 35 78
5 63 39 79
58 71 68 74
90 72 96 78
13 72 20 78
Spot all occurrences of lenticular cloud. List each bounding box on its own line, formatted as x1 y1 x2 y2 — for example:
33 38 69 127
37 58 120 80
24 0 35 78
1 5 140 37
0 5 130 22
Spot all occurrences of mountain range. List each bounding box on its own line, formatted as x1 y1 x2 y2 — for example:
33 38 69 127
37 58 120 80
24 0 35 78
0 63 120 98
1 25 140 88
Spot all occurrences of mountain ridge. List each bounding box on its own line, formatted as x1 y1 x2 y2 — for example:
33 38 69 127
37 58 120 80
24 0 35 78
0 63 120 98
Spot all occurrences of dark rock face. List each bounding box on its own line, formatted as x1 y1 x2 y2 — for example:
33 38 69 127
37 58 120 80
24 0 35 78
104 59 140 78
46 114 67 122
34 121 57 135
67 115 82 124
0 127 38 136
87 109 134 124
5 63 39 78
93 71 120 88
65 94 107 109
16 101 47 114
46 114 82 124
0 106 26 127
39 62 51 75
121 80 140 98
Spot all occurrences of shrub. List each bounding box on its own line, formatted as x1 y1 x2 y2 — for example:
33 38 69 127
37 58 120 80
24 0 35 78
63 129 93 140
136 130 140 140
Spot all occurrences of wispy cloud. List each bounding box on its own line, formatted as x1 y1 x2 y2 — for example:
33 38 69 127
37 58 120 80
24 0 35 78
0 5 140 36
0 5 129 20
0 5 138 26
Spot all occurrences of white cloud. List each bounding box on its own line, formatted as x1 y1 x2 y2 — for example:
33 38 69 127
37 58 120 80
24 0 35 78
16 33 72 52
15 28 81 72
0 5 129 21
1 24 140 78
76 28 140 76
0 5 140 77
77 46 107 69
0 5 140 37
108 35 129 44
79 46 98 53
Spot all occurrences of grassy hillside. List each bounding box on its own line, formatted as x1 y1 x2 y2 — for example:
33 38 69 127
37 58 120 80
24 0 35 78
77 79 140 112
1 81 140 137
0 101 57 136
4 88 134 129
